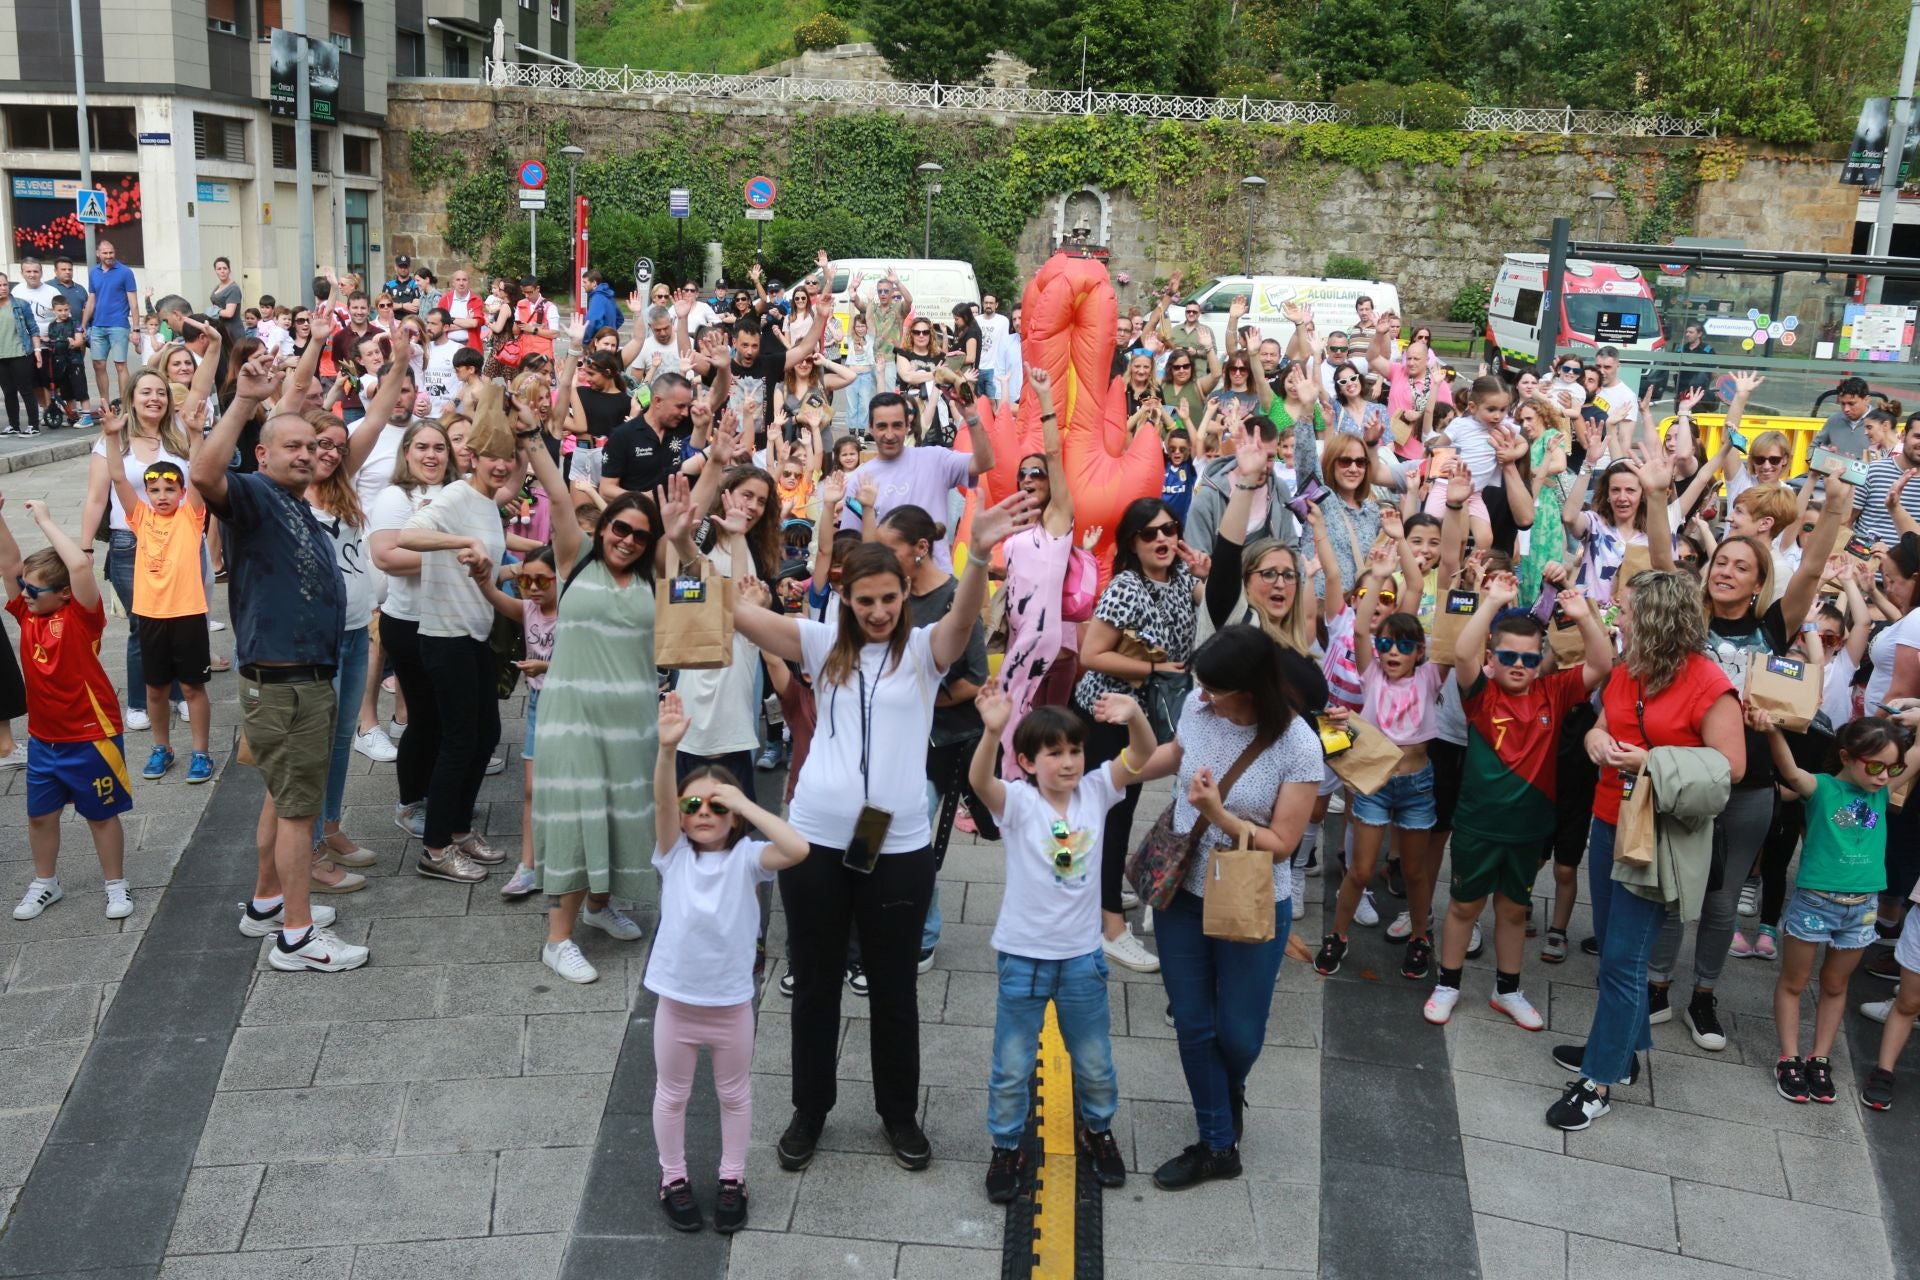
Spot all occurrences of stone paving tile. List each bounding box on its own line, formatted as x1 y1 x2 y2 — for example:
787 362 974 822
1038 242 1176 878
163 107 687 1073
0 1105 59 1184
493 1147 592 1236
166 1164 265 1254
1451 1069 1566 1154
1672 1180 1894 1280
242 1153 498 1248
1476 1213 1567 1280
1563 1100 1788 1196
7 931 143 991
348 1232 565 1280
197 1084 407 1165
1776 1129 1885 1213
215 1024 326 1091
0 1037 90 1108
787 1153 1002 1250
1563 1234 1778 1280
891 1245 1003 1279
441 960 633 1017
395 1074 607 1155
1462 1136 1677 1249
722 1230 899 1279
1446 1013 1654 1105
1649 1048 1865 1141
0 983 101 1048
159 1247 356 1280
524 1011 629 1076
239 967 445 1026
312 1015 525 1085
1104 1175 1264 1268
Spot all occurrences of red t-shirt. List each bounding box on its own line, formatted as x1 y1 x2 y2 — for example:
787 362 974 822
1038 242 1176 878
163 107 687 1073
7 594 122 743
1593 653 1733 824
1455 666 1589 842
438 289 486 351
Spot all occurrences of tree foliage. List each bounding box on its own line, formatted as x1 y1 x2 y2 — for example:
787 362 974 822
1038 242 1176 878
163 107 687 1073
864 0 1008 82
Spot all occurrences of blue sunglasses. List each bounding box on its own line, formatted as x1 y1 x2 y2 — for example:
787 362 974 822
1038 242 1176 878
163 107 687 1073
1492 649 1544 669
1373 636 1419 656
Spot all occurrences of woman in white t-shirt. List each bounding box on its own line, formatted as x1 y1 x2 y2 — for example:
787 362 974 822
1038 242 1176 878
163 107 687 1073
396 388 521 886
368 420 451 844
730 491 1037 1172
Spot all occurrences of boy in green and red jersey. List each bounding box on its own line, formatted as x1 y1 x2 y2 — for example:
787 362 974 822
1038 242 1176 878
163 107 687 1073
1423 570 1612 1030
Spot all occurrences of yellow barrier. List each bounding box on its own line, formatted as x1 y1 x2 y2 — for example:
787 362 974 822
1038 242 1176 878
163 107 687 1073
1657 413 1827 479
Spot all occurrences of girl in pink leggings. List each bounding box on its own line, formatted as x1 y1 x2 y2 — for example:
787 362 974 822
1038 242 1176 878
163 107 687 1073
648 692 812 1234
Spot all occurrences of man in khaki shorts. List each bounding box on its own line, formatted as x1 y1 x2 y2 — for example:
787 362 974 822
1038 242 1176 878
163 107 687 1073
191 350 367 971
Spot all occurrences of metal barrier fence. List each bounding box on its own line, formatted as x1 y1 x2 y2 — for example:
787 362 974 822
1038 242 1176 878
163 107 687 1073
482 61 1719 138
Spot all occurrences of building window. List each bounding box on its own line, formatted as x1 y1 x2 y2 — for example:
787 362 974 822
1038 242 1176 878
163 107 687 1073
258 0 280 36
328 0 358 53
93 110 136 151
443 37 470 78
4 106 137 152
208 0 240 35
549 0 563 19
193 114 249 163
272 124 332 171
343 134 374 174
396 29 425 76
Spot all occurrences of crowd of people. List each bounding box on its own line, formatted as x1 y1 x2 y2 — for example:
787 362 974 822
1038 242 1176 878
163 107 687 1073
3 242 1919 1236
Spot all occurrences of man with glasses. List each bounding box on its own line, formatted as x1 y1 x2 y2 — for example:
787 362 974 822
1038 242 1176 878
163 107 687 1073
1816 376 1876 459
857 269 913 394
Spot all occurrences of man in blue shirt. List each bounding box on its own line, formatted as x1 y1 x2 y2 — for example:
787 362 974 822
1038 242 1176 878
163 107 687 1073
81 238 138 408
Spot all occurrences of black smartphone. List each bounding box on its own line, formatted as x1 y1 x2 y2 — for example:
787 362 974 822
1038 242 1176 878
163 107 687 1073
842 804 892 874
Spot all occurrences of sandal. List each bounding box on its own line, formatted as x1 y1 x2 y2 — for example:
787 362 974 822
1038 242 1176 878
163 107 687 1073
1541 928 1568 964
310 858 368 894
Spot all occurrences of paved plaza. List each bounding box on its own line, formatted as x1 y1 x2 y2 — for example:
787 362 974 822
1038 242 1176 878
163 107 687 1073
0 451 1917 1279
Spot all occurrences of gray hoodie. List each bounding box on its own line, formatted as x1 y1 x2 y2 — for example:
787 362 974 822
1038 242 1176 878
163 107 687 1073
1182 455 1297 557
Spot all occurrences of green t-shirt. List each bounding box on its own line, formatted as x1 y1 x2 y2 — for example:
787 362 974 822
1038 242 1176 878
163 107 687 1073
1799 773 1889 895
869 298 910 359
1264 398 1326 436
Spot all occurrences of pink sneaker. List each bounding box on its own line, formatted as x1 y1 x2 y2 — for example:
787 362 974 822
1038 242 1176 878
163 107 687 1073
1730 930 1756 959
1755 926 1778 960
954 806 977 835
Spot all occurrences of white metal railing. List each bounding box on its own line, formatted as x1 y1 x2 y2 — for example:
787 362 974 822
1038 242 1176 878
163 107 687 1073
482 60 1718 137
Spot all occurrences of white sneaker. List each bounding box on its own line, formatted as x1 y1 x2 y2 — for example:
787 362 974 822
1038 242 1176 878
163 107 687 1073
1736 880 1760 918
1386 910 1414 941
543 939 599 983
0 743 27 770
125 707 151 731
1140 904 1154 935
1860 998 1894 1025
1290 862 1308 908
353 727 398 762
103 880 133 920
175 700 190 723
1355 888 1380 928
580 902 644 941
268 926 369 972
1423 985 1463 1025
387 718 408 740
1490 989 1545 1031
13 878 61 920
484 754 506 776
1325 792 1345 815
1120 888 1141 911
1467 922 1485 959
1103 923 1160 973
238 901 338 938
209 619 226 631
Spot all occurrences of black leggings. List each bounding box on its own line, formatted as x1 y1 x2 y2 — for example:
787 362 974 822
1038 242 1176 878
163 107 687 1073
1085 718 1141 915
417 633 500 849
0 355 37 429
1758 794 1802 928
379 615 437 810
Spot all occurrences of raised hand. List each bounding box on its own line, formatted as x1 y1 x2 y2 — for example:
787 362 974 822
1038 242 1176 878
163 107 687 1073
658 690 690 748
1491 424 1529 465
975 680 1013 734
1234 433 1267 482
1092 690 1143 727
969 490 1041 554
1175 542 1211 580
628 290 646 314
1556 588 1592 621
1481 570 1519 608
655 472 696 546
1625 442 1672 495
1446 459 1473 506
1679 386 1705 415
1080 523 1104 551
1026 364 1051 393
714 486 754 534
235 351 277 404
736 575 772 609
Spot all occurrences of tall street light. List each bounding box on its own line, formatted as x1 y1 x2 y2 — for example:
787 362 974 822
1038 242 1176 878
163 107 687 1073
1240 175 1266 276
561 144 586 313
1588 182 1616 240
918 161 943 258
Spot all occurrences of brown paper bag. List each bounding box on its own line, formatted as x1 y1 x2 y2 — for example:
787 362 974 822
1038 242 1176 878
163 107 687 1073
1547 608 1587 665
1202 826 1276 944
654 544 735 670
1325 716 1402 797
1745 652 1821 733
1614 766 1656 867
1615 542 1653 592
1114 629 1170 687
1427 584 1479 668
1890 761 1917 813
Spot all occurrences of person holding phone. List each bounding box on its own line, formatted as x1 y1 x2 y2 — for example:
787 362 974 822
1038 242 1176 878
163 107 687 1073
731 489 1038 1176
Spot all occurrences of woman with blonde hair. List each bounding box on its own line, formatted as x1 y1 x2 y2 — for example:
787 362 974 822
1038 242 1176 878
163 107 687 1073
1515 395 1571 598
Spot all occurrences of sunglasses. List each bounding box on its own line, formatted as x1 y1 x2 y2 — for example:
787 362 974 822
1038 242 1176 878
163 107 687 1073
1252 567 1298 585
1492 649 1544 669
1137 524 1180 542
678 795 733 815
1327 347 1350 357
606 518 654 544
1017 467 1048 481
519 573 556 589
1169 362 1193 371
1751 455 1785 466
1333 456 1369 469
14 576 59 599
1049 819 1075 870
911 328 932 336
1374 636 1419 655
1558 365 1582 375
1861 759 1909 779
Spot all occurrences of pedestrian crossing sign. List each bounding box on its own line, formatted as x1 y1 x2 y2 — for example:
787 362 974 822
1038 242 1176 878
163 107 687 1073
75 188 107 225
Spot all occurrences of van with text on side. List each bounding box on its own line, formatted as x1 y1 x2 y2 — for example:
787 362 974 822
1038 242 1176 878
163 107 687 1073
827 259 981 354
1486 254 1664 376
1185 276 1403 356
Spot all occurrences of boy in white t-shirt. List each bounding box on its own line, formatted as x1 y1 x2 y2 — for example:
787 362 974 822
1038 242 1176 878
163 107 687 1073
968 683 1156 1204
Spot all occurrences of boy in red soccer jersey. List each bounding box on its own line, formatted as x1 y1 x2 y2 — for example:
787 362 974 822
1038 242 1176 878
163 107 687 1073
0 496 133 921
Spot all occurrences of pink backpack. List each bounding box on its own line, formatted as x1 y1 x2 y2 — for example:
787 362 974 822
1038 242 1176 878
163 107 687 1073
1062 548 1099 623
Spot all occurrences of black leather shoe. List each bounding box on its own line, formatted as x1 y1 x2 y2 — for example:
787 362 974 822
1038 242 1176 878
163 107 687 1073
1152 1141 1241 1191
777 1110 824 1171
883 1117 932 1171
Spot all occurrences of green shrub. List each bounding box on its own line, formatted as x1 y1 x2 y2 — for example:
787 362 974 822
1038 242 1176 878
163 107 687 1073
1324 254 1371 279
1399 81 1469 130
1332 80 1403 125
484 217 571 294
794 12 850 51
1449 281 1492 330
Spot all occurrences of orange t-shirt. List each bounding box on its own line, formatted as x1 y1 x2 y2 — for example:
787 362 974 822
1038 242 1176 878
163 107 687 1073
127 502 208 619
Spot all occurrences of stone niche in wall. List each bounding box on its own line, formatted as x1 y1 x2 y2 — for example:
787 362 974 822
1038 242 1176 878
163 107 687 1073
1055 187 1111 253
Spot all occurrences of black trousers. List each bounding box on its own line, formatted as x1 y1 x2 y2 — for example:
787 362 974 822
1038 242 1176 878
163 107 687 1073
1085 718 1142 914
780 843 935 1124
418 633 499 848
380 615 438 810
0 355 38 428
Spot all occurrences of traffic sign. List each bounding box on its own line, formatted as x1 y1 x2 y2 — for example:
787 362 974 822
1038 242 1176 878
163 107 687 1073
743 176 777 210
744 208 775 221
634 258 654 287
75 188 107 226
668 188 690 218
518 190 548 211
518 159 548 190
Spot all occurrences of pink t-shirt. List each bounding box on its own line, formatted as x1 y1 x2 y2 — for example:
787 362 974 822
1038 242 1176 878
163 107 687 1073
838 445 974 572
1361 660 1443 747
523 597 556 691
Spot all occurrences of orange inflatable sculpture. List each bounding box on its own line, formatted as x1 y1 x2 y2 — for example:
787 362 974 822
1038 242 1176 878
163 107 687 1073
972 253 1166 580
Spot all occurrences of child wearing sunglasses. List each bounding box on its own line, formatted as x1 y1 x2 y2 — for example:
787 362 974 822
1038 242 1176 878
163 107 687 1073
478 549 559 901
967 684 1154 1204
1751 710 1920 1105
646 691 810 1234
1423 572 1610 1029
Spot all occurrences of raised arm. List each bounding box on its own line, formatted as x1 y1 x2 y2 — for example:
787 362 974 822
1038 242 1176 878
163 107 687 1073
1454 570 1518 691
98 412 144 518
521 422 580 570
24 500 98 610
732 575 805 664
1750 708 1816 798
969 682 1013 823
932 491 1037 671
1779 477 1853 630
192 351 273 514
282 307 334 414
1029 366 1071 535
0 502 20 596
655 691 689 853
1492 425 1535 529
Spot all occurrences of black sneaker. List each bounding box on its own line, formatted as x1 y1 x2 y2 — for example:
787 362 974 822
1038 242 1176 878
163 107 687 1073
1580 934 1600 956
1550 1043 1640 1086
1545 1078 1610 1131
1400 936 1434 980
1386 857 1406 898
1647 984 1672 1025
658 1178 702 1231
1314 934 1348 976
1804 1056 1837 1104
1151 1141 1241 1191
1227 1083 1246 1144
883 1117 932 1171
779 967 796 998
1776 1056 1809 1103
846 963 869 997
1863 1067 1897 1111
1865 948 1902 982
985 1145 1028 1203
777 1110 824 1171
1683 992 1726 1051
1079 1127 1126 1188
713 1178 748 1233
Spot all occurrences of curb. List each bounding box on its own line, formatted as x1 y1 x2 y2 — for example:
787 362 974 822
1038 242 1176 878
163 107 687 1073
0 435 97 474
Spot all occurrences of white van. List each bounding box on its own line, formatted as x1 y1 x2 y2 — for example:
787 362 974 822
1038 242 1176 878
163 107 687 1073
1185 276 1403 354
828 259 982 347
1486 254 1664 374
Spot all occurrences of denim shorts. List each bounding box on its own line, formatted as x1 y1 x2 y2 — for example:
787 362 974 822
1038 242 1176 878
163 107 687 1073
1350 761 1437 831
86 325 129 363
1782 886 1878 949
521 686 541 761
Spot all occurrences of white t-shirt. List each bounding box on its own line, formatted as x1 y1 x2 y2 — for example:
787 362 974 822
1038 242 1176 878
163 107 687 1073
404 480 506 641
631 334 682 376
422 339 463 416
352 419 419 514
977 313 1010 365
675 542 761 757
368 483 440 622
687 300 721 333
1596 379 1635 429
15 282 60 330
987 769 1124 960
787 618 946 854
1867 610 1920 709
1822 649 1860 727
93 437 191 533
308 501 374 630
644 834 777 1007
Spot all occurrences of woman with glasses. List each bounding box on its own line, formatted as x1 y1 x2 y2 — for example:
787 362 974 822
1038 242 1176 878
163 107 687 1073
1208 356 1261 421
895 320 942 410
1514 396 1572 598
1074 497 1210 973
1329 360 1389 440
1161 349 1212 431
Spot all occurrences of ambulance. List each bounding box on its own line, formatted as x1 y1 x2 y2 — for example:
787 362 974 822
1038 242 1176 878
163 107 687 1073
1486 254 1664 373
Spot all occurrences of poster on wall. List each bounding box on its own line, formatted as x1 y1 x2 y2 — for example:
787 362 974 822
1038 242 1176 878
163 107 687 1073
1843 97 1920 187
9 173 144 265
1838 303 1916 362
269 28 339 123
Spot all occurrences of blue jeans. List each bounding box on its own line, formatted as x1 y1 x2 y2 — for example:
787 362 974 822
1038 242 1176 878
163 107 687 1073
1582 877 1665 1086
989 949 1117 1145
1155 888 1292 1150
922 781 942 950
846 371 875 434
978 368 998 401
314 626 369 842
1586 817 1616 946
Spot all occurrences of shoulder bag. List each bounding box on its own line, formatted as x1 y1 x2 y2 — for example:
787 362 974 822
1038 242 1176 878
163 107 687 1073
1125 731 1276 910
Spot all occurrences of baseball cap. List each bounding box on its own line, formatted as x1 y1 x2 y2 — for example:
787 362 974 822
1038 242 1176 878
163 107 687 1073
395 254 412 267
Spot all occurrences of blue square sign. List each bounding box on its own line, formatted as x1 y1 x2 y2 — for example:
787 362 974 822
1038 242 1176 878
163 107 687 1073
76 188 107 225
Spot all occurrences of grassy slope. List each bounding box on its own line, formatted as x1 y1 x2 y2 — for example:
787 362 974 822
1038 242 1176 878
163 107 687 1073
574 0 861 72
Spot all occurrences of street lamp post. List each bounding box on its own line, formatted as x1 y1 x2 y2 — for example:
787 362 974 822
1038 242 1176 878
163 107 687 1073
1588 182 1616 239
561 144 585 314
918 161 943 258
1239 175 1266 276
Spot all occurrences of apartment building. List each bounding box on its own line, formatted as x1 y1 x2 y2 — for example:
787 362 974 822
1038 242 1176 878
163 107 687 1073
0 0 571 306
